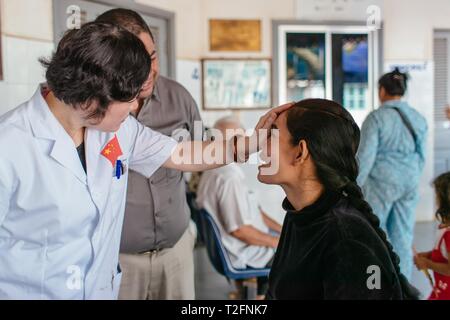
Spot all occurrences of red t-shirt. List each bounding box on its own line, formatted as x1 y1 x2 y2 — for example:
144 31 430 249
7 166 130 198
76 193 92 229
428 226 450 300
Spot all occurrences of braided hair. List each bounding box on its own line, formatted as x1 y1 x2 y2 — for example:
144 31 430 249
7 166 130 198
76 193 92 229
378 67 409 96
286 99 419 299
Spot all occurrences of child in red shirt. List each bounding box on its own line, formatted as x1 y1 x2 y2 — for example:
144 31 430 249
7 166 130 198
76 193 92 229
414 172 450 299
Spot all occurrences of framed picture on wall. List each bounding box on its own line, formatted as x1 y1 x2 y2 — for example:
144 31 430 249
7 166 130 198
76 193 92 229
201 58 272 110
209 19 261 51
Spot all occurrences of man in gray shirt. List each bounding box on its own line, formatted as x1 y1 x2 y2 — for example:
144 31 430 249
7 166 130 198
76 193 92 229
96 9 202 299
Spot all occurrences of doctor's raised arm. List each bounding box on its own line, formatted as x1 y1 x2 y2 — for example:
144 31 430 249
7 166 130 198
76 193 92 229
164 102 294 171
125 102 294 178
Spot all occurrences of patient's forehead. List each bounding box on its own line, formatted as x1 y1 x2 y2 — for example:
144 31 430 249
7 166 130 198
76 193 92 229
274 110 288 129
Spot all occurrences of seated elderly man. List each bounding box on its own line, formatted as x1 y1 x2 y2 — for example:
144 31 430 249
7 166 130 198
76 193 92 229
196 116 282 299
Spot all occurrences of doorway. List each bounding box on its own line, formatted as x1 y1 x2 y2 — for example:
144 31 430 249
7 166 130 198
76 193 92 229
433 30 450 176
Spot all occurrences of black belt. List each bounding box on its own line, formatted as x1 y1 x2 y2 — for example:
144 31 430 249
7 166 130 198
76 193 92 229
138 248 163 255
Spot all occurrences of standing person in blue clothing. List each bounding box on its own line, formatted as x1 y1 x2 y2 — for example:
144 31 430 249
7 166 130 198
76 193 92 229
357 68 428 279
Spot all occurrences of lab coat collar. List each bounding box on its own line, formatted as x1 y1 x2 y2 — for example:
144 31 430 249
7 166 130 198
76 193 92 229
28 84 65 140
27 84 87 185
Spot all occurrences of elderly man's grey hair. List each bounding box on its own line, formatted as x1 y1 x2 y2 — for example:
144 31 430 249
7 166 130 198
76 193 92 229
213 115 244 129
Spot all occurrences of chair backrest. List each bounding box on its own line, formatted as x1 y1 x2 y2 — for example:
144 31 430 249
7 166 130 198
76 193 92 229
191 202 271 280
196 209 236 277
186 192 203 243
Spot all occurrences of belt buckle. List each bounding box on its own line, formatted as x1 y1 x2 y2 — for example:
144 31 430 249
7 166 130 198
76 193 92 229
140 249 161 255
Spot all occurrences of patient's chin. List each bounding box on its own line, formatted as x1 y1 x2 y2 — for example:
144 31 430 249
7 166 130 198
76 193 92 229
257 165 277 184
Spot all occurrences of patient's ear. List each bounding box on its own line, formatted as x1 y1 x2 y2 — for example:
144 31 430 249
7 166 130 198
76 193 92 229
294 140 309 164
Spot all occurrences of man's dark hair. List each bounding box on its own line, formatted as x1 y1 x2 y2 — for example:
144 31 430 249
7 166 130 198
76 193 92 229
40 21 151 120
95 8 154 40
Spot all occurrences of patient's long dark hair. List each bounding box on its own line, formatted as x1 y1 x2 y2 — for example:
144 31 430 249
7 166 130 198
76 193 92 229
286 99 419 300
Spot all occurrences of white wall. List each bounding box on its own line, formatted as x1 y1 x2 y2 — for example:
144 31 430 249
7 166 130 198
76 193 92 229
136 0 295 59
383 0 450 61
0 0 54 116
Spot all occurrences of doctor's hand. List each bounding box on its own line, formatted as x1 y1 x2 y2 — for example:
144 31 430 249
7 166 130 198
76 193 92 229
233 102 295 162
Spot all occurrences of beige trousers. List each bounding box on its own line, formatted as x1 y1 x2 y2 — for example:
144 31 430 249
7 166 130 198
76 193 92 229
118 222 197 300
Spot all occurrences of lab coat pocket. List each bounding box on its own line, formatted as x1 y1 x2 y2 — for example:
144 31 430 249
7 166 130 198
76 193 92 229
112 267 123 300
108 178 127 206
110 159 128 192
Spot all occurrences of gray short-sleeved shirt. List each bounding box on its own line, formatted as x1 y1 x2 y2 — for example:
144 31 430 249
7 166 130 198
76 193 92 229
120 75 202 253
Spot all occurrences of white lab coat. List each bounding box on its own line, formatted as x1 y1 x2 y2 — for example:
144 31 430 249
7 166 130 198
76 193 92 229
0 85 177 299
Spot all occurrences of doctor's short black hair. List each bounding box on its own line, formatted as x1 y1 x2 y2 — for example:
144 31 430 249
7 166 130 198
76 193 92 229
40 21 151 120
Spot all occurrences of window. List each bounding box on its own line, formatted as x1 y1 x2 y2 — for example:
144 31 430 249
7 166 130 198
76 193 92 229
275 23 380 126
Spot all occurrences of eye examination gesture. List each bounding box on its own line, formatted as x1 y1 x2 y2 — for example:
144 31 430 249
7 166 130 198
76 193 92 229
163 102 295 172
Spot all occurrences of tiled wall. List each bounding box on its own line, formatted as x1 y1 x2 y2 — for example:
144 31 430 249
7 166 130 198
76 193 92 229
0 35 54 115
0 0 54 115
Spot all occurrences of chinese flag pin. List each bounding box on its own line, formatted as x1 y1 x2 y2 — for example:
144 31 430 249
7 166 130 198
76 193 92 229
101 135 123 167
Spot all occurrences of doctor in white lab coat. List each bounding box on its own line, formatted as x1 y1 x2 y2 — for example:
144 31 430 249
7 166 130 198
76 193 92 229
0 21 290 299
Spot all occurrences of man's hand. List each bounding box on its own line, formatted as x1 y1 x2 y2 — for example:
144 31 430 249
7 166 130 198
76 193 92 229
446 105 450 120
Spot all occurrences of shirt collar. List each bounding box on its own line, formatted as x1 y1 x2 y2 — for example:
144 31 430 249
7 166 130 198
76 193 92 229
140 78 161 109
151 78 161 102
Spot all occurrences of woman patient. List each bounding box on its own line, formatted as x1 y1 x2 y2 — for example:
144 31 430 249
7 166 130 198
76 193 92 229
258 99 419 300
197 116 282 300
